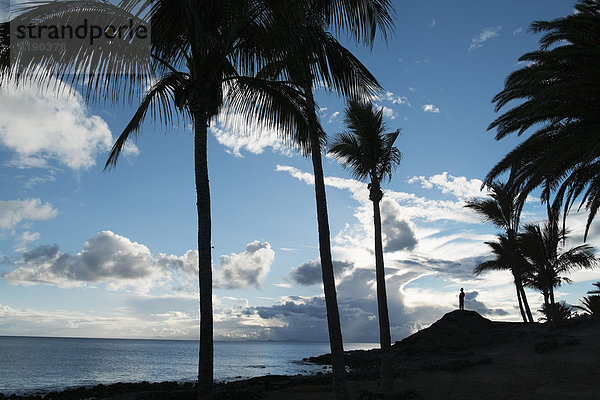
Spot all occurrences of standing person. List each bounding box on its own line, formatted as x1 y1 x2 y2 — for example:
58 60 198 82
459 288 465 310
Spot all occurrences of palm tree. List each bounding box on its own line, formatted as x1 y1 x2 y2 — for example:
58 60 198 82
328 99 400 390
265 3 393 398
473 234 532 322
485 0 600 240
538 301 574 322
588 281 600 295
2 1 393 398
2 2 318 399
519 215 597 322
466 182 534 322
574 281 600 318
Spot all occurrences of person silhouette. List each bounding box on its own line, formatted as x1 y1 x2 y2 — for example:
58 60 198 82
459 288 465 310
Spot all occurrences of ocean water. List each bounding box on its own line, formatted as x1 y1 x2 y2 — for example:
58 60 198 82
0 336 378 395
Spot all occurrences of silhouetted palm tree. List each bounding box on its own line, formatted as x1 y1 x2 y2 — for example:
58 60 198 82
538 301 574 322
329 99 401 391
588 281 600 295
473 234 532 322
519 212 597 322
466 182 534 322
271 3 393 397
485 0 600 240
574 281 600 318
2 2 318 399
2 1 393 398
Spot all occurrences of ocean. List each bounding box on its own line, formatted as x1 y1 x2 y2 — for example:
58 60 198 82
0 336 378 395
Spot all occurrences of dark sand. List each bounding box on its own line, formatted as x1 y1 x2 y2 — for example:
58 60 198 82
4 311 599 400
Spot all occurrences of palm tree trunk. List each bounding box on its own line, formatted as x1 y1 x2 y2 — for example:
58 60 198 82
519 283 534 323
194 112 214 400
543 291 551 323
549 286 556 323
302 79 348 399
310 136 349 400
514 278 527 322
371 187 393 391
512 260 533 323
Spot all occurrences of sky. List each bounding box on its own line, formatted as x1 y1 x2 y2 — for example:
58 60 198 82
1 0 599 343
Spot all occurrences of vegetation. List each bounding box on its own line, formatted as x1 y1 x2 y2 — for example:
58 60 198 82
538 301 574 323
329 99 401 390
574 282 600 318
519 208 597 323
1 1 394 398
485 0 600 240
466 182 534 322
257 3 394 397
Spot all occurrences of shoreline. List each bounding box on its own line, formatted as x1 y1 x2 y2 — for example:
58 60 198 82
3 311 599 399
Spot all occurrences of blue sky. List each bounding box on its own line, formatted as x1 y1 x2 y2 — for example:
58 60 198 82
1 0 599 342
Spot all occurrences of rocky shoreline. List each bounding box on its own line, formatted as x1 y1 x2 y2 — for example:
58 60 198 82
3 311 598 400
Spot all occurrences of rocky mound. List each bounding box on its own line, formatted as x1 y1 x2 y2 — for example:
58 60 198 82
393 310 534 355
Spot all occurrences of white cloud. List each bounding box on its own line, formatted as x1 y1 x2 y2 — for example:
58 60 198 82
469 26 502 51
215 241 275 289
381 105 397 120
14 230 40 252
384 91 409 106
0 79 136 170
328 111 340 123
407 172 487 199
513 27 524 35
210 112 292 158
422 104 440 113
0 198 58 229
429 18 436 28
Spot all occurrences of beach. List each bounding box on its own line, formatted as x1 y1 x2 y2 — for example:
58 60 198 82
3 311 599 399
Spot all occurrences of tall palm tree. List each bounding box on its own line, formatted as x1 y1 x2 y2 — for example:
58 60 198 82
466 182 534 322
328 99 401 391
2 2 315 399
485 0 600 240
2 1 393 398
265 3 393 398
519 210 597 322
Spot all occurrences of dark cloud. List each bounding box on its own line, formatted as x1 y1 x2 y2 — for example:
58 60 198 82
464 291 509 316
3 231 157 285
380 199 417 252
287 260 354 286
21 244 59 263
425 256 489 281
2 231 199 288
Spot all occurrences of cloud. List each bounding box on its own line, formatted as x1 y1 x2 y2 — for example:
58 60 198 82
407 172 487 199
209 112 292 158
464 291 509 316
512 27 524 35
215 241 275 289
2 231 199 292
422 104 440 113
429 18 436 28
0 199 58 229
383 91 409 106
14 231 40 252
379 105 396 120
469 26 502 51
0 79 136 170
287 259 354 286
380 199 418 252
328 111 340 123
